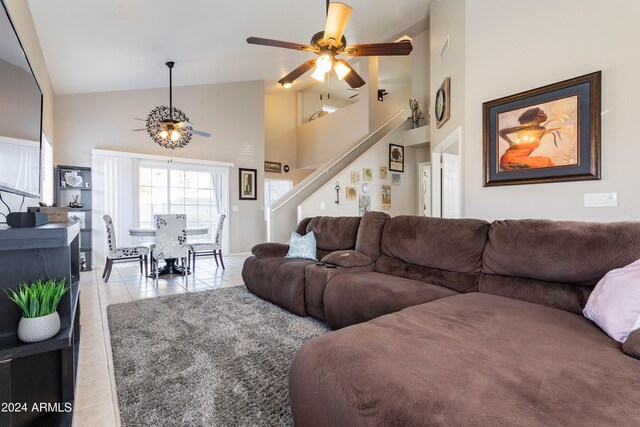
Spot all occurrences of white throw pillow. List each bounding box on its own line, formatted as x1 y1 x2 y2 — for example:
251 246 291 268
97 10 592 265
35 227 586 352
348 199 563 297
583 259 640 343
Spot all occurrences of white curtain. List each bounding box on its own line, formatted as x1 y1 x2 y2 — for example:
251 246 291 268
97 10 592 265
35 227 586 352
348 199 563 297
92 153 139 268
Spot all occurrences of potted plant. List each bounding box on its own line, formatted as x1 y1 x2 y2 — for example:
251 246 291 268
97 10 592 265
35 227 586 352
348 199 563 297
5 279 69 342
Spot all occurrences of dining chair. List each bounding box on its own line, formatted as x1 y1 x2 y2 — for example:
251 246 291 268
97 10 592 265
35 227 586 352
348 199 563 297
102 215 149 282
187 214 226 273
152 214 188 285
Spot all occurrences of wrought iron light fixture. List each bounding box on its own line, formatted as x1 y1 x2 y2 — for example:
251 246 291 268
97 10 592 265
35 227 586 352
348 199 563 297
136 61 210 150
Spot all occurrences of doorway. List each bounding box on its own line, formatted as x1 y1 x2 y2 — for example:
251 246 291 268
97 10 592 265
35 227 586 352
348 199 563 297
431 127 462 218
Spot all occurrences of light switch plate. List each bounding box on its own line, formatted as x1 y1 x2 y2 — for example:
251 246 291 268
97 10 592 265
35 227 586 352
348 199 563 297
232 205 239 212
320 202 326 210
584 193 617 207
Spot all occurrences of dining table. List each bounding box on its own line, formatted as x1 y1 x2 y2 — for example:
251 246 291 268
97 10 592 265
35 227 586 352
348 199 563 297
129 227 209 276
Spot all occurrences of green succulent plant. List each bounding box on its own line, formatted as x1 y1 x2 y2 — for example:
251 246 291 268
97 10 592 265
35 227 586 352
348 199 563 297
5 279 69 318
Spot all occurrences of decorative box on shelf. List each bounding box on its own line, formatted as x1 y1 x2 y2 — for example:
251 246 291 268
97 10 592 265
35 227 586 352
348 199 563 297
40 207 69 223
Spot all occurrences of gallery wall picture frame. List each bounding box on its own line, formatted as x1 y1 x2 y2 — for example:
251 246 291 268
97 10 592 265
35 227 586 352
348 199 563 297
239 168 258 200
483 71 601 187
435 77 451 129
389 144 404 172
264 161 282 173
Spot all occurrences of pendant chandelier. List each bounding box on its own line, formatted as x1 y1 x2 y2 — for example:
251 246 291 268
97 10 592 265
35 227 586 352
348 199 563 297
133 61 210 149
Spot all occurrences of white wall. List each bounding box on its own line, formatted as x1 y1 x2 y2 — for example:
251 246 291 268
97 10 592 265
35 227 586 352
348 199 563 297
462 0 640 222
411 29 430 124
429 0 465 152
296 100 369 169
54 80 265 253
300 122 416 218
264 92 312 185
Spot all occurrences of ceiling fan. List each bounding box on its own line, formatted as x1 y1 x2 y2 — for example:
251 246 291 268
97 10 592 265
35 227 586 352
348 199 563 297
247 1 413 89
133 61 211 149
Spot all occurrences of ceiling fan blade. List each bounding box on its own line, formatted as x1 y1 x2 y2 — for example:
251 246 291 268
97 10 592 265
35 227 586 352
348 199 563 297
337 60 366 88
324 2 352 46
186 129 211 138
344 41 413 56
246 37 315 52
134 118 146 121
132 128 147 131
349 93 359 99
278 59 317 85
176 121 193 128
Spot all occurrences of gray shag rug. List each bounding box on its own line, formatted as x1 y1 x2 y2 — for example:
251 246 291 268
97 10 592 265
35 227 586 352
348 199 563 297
107 286 330 426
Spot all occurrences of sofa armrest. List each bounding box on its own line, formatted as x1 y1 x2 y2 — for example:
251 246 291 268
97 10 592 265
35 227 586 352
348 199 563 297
321 250 373 268
251 242 290 259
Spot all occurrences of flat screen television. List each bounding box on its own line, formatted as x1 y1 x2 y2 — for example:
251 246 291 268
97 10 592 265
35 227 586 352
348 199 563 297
0 0 43 198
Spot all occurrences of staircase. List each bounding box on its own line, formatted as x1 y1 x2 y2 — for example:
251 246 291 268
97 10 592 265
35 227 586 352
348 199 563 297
268 110 407 242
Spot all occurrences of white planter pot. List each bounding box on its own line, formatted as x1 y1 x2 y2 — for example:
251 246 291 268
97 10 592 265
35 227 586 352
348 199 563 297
17 312 61 342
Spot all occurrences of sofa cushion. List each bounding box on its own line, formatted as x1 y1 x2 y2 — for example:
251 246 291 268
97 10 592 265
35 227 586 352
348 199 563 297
376 255 479 293
304 263 375 320
290 293 640 427
483 219 640 285
306 216 361 252
323 272 458 329
479 274 591 315
241 256 314 316
583 258 640 343
321 250 372 267
354 211 390 260
380 216 490 273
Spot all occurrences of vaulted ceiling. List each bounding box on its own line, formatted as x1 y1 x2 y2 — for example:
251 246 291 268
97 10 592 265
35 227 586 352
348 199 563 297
27 0 429 95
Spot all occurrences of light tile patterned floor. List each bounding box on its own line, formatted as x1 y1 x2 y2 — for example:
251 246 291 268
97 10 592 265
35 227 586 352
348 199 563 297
72 255 249 427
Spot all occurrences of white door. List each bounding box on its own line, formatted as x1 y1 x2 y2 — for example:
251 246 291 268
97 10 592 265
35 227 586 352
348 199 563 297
441 153 460 218
418 162 431 216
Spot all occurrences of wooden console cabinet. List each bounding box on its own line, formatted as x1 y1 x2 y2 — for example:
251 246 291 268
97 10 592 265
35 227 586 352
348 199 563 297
0 222 81 427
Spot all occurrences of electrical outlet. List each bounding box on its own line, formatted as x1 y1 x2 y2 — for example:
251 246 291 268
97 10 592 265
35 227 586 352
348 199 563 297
320 202 326 210
584 193 617 207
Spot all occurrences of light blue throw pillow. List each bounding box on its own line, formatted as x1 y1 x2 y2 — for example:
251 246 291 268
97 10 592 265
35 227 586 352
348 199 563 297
285 231 317 260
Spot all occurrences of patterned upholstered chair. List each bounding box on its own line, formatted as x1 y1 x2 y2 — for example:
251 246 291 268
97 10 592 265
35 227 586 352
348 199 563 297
187 214 226 272
102 215 149 282
152 214 188 285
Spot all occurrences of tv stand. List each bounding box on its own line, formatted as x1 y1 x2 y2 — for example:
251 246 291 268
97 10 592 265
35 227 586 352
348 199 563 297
0 222 81 427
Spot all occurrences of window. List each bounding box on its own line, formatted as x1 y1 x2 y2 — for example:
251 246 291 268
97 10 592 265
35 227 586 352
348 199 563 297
264 179 293 221
139 162 227 244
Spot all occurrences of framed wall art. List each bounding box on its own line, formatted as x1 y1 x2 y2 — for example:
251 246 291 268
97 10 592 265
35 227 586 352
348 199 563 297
239 168 257 200
483 71 601 186
389 144 404 172
264 161 282 173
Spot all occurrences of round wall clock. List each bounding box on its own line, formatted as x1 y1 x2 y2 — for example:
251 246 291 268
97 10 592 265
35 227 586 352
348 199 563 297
435 89 445 121
435 77 451 129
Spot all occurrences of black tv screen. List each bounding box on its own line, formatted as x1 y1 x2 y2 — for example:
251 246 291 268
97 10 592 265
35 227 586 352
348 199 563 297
0 0 43 198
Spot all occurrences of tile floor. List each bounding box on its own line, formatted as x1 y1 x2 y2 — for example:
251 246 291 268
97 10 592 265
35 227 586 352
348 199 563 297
72 254 249 427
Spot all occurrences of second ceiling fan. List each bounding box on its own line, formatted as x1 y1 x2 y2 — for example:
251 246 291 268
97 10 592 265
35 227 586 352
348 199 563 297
247 1 413 89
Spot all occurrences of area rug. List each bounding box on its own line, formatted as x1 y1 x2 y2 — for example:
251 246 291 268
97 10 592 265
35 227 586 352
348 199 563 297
107 286 330 426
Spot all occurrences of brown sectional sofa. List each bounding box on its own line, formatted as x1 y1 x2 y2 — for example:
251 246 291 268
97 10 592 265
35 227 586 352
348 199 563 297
241 213 640 426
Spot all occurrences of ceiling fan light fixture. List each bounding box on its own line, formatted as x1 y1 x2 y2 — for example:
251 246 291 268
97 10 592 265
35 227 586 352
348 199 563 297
170 129 181 141
281 82 293 88
334 59 351 80
311 67 326 82
316 54 333 73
